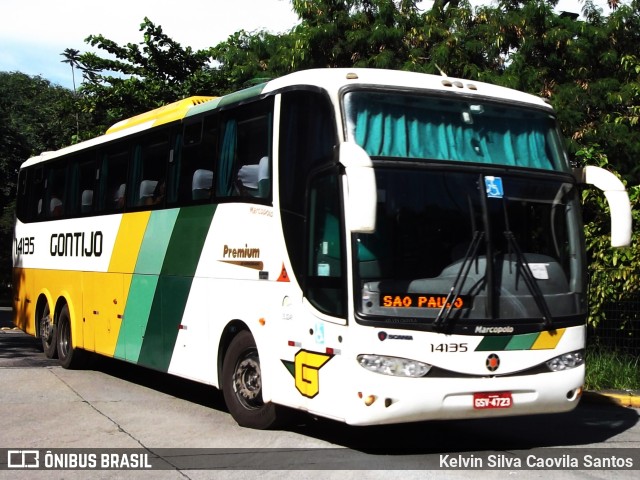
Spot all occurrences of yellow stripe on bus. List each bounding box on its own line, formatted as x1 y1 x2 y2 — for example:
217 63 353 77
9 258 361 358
108 212 151 273
531 328 566 350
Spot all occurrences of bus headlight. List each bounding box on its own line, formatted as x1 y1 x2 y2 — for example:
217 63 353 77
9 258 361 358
546 350 585 372
357 354 431 377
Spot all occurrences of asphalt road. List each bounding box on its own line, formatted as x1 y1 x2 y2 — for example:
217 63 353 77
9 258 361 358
1 308 639 479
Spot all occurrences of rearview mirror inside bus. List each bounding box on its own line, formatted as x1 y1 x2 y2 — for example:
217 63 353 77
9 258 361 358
339 142 377 233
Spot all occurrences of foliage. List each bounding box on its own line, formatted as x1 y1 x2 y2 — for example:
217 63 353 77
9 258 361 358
0 72 83 300
584 344 640 390
577 146 640 326
62 18 218 133
209 30 297 93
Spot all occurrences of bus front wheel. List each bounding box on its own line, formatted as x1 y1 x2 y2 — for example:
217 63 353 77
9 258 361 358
222 330 280 429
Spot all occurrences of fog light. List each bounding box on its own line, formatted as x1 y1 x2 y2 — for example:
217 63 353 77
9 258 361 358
566 387 582 401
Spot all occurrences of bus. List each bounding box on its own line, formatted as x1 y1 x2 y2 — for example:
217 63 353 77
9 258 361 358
13 68 632 429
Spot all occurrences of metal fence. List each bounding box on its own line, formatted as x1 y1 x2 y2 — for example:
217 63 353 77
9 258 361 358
587 295 640 356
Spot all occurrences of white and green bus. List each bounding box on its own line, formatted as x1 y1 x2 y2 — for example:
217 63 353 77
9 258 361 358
13 68 631 429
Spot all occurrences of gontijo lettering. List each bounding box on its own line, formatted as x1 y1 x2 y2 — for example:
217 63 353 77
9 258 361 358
382 294 469 309
50 231 103 257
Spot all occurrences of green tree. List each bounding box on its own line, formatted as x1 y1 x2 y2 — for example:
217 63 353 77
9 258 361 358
0 72 81 301
61 48 82 140
576 147 639 328
289 0 424 69
67 17 217 133
209 29 297 93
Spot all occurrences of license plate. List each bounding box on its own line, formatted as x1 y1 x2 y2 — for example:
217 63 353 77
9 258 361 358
473 392 513 409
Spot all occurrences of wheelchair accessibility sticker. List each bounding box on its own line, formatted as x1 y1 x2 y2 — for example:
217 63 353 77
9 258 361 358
485 176 504 198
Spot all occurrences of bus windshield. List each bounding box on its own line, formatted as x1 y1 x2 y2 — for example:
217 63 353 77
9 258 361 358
344 90 569 172
345 90 585 327
355 169 586 326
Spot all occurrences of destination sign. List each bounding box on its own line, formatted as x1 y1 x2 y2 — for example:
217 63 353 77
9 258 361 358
381 294 471 309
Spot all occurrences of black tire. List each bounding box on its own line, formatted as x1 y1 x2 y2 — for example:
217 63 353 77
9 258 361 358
56 305 85 369
222 330 282 429
39 303 57 359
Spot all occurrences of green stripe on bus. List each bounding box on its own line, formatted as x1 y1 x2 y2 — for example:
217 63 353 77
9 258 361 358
137 204 216 371
505 332 540 350
217 83 267 108
115 274 159 362
475 332 558 351
136 277 192 371
475 335 512 351
134 209 180 274
160 204 216 276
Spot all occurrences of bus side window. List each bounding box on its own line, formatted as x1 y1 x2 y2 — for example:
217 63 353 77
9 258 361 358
25 167 45 222
72 155 98 216
15 168 30 222
45 160 68 219
307 173 346 318
218 99 273 200
131 131 170 209
279 89 338 286
174 114 217 204
99 148 129 213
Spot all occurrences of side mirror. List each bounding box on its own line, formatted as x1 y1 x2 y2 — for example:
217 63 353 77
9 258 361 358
573 166 632 247
339 142 377 233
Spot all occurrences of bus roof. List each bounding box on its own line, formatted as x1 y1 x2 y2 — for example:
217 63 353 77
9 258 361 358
183 68 553 118
106 96 216 134
21 68 553 168
263 68 553 110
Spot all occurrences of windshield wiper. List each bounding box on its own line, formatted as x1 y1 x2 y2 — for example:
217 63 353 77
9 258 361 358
433 230 484 329
499 192 555 330
503 231 554 330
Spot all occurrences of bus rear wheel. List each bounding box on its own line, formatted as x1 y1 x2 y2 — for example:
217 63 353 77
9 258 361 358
222 330 281 429
56 305 85 369
39 303 57 359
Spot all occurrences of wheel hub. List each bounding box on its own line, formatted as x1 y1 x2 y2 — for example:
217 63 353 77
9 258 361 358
40 315 52 342
233 355 263 407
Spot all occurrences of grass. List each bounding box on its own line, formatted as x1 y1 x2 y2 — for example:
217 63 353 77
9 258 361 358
584 345 640 391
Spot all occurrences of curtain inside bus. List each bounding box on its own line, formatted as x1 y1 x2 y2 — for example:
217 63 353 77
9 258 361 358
345 92 565 171
218 120 237 197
